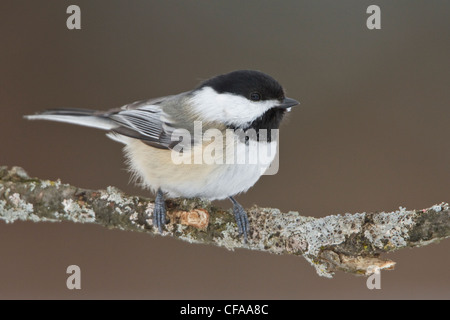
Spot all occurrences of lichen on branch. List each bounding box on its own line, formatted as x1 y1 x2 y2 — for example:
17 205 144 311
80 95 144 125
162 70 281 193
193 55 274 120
1 165 449 278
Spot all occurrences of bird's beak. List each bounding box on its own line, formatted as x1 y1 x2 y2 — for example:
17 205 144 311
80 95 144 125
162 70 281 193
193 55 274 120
278 97 300 109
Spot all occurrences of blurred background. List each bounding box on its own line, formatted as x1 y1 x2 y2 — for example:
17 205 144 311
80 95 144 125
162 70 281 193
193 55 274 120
1 0 449 299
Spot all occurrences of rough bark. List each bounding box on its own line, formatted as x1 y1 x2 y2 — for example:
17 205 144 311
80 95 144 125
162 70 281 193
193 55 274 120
1 165 449 278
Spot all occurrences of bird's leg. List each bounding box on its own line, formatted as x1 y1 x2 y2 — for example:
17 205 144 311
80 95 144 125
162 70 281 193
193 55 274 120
229 196 249 243
153 188 167 233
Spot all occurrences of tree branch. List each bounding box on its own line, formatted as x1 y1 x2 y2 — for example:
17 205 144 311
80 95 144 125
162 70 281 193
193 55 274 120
1 165 449 278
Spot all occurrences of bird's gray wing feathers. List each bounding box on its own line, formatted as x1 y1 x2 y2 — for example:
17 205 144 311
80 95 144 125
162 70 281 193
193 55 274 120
106 92 193 150
25 93 192 150
109 104 177 149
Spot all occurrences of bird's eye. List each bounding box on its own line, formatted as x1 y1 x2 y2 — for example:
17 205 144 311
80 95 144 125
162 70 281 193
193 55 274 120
250 92 261 101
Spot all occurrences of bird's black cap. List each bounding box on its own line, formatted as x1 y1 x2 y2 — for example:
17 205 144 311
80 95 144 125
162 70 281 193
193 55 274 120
197 70 286 102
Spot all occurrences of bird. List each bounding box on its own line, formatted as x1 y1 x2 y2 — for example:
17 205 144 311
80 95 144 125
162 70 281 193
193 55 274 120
25 70 299 242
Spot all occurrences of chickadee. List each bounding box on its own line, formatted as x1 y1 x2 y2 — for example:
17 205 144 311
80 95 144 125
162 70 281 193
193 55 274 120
25 70 299 242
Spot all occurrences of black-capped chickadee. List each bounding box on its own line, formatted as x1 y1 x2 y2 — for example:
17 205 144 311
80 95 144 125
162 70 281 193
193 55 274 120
25 70 299 242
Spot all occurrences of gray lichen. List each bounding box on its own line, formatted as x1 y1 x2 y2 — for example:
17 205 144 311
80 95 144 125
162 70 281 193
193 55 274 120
300 212 367 256
61 198 96 223
364 207 416 250
0 192 52 223
100 186 135 216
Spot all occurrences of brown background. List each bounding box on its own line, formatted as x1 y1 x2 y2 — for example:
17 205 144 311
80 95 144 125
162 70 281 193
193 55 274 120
1 0 449 299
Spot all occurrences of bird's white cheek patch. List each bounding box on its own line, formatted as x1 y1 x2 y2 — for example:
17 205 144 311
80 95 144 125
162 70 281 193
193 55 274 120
190 87 278 127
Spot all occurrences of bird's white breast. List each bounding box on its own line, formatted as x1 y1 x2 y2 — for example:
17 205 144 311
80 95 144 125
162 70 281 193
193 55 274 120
122 134 277 200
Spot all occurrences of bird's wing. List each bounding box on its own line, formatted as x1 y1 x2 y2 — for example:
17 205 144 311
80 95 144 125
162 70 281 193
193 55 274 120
25 93 196 150
105 93 192 150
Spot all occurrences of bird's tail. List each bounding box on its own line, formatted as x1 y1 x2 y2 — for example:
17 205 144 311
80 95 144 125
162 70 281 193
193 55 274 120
24 108 115 130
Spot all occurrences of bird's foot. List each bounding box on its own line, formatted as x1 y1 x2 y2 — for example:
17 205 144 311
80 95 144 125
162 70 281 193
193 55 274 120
153 188 167 233
229 197 249 243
